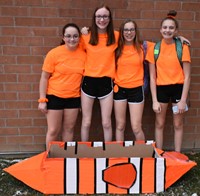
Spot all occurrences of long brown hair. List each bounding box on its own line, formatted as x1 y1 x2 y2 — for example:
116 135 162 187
115 19 142 62
89 5 115 46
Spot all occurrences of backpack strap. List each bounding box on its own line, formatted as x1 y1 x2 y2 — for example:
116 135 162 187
154 40 161 64
143 40 148 57
174 37 183 66
142 41 150 95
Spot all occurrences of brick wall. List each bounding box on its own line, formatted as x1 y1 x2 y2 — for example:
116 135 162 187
0 0 200 154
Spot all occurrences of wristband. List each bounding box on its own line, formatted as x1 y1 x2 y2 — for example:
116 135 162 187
38 98 48 103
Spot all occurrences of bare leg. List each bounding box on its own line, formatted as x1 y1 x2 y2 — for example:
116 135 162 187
46 110 63 149
173 113 184 152
81 92 95 141
129 102 145 141
155 103 168 149
62 108 79 142
99 93 113 141
114 100 127 141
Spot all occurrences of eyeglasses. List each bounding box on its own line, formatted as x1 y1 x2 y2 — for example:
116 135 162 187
95 15 110 20
64 34 79 39
123 28 136 33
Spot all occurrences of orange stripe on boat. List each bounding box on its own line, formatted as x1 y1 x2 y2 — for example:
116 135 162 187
141 158 155 193
79 158 95 194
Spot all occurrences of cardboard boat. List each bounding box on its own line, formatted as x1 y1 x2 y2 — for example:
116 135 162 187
4 141 196 194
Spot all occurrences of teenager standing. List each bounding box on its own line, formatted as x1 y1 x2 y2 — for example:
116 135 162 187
146 11 191 152
38 23 86 149
81 5 119 142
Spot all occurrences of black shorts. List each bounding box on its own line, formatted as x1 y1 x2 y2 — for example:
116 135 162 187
157 84 183 103
46 95 81 110
113 85 144 103
81 76 113 99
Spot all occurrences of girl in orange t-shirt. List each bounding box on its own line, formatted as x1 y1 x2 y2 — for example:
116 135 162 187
114 19 146 141
146 10 191 152
81 5 118 142
38 23 86 149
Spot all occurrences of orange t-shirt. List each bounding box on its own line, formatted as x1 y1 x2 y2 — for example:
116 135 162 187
42 45 86 98
114 45 144 88
82 31 119 79
146 39 191 85
114 41 154 88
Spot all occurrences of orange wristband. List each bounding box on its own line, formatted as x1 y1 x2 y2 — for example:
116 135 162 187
38 98 48 103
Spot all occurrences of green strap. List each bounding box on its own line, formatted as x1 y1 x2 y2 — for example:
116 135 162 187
175 38 183 66
154 41 161 63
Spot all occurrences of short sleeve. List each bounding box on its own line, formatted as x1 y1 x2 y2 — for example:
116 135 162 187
42 50 56 73
145 42 155 64
182 44 191 63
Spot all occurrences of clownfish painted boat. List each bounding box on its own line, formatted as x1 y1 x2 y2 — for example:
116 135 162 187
3 141 196 195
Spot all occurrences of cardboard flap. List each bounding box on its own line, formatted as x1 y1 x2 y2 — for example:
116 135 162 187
48 142 154 158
